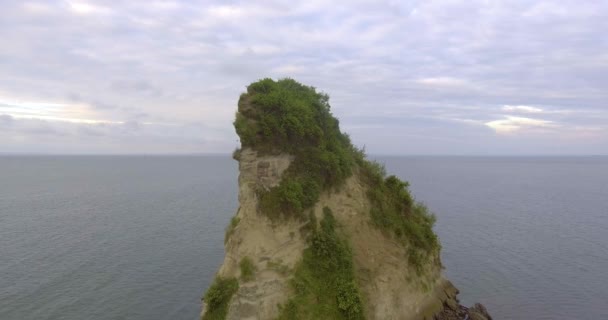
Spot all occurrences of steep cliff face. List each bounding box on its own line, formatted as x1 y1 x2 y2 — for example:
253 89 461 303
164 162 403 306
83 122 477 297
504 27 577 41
212 148 300 319
201 78 491 320
204 148 488 320
313 174 448 320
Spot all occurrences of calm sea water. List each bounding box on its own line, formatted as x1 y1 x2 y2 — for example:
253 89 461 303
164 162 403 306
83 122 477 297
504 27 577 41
1 155 607 320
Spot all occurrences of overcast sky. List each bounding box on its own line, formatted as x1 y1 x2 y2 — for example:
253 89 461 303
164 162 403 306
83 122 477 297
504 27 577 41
1 1 607 155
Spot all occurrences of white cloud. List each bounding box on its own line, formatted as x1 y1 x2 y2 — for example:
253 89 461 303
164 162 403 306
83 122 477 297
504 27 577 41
249 44 283 55
67 1 111 15
485 116 556 134
416 77 470 87
272 65 305 75
0 97 115 124
502 105 543 113
522 2 569 18
207 5 244 19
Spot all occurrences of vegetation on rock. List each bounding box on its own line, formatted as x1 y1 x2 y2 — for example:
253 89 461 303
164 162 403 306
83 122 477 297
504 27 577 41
234 78 356 218
201 78 457 320
202 277 238 320
234 77 440 271
239 256 256 282
277 207 364 320
359 160 440 272
224 216 240 244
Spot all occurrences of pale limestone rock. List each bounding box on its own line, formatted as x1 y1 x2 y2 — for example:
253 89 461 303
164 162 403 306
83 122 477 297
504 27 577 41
204 148 478 320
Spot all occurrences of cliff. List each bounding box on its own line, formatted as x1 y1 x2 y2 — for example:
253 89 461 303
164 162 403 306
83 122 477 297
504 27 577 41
201 78 492 320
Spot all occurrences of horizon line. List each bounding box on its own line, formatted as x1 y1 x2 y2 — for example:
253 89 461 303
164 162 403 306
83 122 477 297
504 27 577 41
1 152 607 157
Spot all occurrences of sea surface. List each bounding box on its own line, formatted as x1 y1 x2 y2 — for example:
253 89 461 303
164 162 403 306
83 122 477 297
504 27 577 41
1 155 607 320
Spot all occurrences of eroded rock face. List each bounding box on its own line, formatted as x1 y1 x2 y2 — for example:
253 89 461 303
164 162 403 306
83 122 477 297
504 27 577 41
312 174 450 320
209 148 303 320
203 149 491 320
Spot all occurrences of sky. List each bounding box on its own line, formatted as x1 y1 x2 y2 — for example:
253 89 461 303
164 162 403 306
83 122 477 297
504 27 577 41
1 0 607 155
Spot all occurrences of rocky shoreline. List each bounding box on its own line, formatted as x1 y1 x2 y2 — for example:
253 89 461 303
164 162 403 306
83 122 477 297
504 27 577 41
434 286 492 320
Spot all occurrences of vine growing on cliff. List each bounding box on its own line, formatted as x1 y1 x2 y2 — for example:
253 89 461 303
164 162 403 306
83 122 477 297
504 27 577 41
202 276 238 320
277 207 364 320
359 159 440 271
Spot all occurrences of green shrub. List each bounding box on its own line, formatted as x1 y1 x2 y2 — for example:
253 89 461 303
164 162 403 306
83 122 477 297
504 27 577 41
234 78 355 219
337 280 364 319
239 256 256 282
277 208 364 320
231 148 241 160
224 216 240 244
360 163 440 271
202 277 239 320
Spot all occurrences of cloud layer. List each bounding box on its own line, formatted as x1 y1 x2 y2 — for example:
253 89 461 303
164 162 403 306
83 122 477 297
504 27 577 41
1 0 607 154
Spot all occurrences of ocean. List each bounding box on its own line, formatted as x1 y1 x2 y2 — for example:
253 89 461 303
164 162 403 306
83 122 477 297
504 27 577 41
1 155 607 319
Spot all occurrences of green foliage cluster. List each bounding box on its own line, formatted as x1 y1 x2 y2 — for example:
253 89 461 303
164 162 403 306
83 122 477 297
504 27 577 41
234 78 357 218
224 216 240 244
239 256 256 282
233 78 440 271
359 160 440 272
277 208 364 320
202 277 239 320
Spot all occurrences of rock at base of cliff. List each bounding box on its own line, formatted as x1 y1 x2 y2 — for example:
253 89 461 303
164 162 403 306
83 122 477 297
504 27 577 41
434 298 492 320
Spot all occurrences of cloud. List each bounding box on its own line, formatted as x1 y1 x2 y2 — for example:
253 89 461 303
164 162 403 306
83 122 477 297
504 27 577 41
0 0 607 154
502 105 544 113
485 116 557 134
0 96 119 124
272 64 305 75
22 2 54 15
207 5 245 19
109 80 163 96
67 2 111 15
0 115 227 153
415 77 470 87
0 114 14 126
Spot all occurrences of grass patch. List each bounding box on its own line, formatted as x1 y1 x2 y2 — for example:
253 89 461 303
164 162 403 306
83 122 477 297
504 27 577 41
277 207 364 320
359 160 440 272
202 277 239 320
224 216 240 244
232 148 241 160
239 256 256 282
